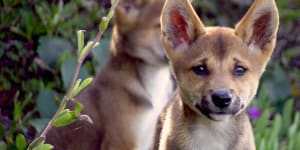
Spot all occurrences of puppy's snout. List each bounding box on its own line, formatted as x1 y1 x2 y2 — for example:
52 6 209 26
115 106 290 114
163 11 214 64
211 90 232 109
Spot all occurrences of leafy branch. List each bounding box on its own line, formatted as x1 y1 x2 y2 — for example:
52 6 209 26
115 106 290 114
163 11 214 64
27 0 120 149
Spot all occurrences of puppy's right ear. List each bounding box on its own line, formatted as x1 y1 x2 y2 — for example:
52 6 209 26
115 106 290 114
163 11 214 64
161 0 205 57
235 0 279 56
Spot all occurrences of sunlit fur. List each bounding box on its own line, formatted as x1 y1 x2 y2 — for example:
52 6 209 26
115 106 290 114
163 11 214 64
46 0 173 149
159 0 279 149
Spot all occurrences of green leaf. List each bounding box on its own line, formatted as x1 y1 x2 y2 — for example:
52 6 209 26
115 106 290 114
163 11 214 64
254 133 262 149
72 101 84 117
108 11 114 20
284 48 299 60
288 123 297 140
28 138 53 150
99 17 109 31
14 102 22 122
288 137 294 150
256 84 270 108
272 138 278 150
36 89 58 118
295 133 300 150
37 36 73 68
60 1 78 19
258 138 266 150
22 93 32 108
52 0 63 26
29 119 50 134
79 41 99 60
281 9 300 21
14 93 33 122
16 134 27 150
282 99 294 135
92 38 111 71
71 79 82 97
20 9 36 40
292 112 300 130
34 3 51 27
77 30 85 55
60 57 89 90
264 64 290 101
27 137 45 150
32 143 53 150
111 0 116 5
77 77 93 92
13 92 22 122
254 109 269 133
269 114 281 144
53 109 78 127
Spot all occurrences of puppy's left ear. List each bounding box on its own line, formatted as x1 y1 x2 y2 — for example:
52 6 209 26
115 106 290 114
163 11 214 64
160 0 205 60
235 0 279 57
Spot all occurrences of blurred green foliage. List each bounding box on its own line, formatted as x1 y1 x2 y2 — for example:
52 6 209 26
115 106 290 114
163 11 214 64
0 0 299 149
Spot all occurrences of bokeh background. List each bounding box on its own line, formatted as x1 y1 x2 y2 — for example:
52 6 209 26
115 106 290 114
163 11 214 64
0 0 299 149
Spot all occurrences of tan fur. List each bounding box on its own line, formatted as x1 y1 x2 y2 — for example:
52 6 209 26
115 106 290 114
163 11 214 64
45 0 173 149
159 0 279 149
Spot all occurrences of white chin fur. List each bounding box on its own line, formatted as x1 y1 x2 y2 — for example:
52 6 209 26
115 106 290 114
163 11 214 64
209 114 232 121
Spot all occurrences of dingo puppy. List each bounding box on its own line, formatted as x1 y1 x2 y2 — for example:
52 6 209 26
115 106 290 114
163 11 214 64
158 0 279 149
46 0 172 149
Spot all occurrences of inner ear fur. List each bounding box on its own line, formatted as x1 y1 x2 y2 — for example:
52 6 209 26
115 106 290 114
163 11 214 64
161 0 206 52
235 0 279 53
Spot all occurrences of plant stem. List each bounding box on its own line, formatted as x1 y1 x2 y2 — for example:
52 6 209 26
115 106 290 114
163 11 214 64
39 0 119 138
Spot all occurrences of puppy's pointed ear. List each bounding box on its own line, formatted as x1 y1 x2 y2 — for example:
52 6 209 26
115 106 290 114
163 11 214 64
161 0 205 55
235 0 279 56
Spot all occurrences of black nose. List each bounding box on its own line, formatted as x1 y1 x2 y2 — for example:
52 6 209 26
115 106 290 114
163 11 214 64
211 90 232 108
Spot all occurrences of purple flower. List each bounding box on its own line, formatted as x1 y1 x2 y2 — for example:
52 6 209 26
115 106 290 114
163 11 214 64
248 107 261 119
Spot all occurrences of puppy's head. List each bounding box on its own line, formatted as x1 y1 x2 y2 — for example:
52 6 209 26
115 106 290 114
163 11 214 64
112 0 167 65
161 0 279 121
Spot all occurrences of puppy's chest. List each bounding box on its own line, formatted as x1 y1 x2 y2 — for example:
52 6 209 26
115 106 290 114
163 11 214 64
143 67 172 110
132 67 172 150
184 122 235 150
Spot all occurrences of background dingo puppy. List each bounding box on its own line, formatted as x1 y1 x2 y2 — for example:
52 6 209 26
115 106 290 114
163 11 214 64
158 0 279 149
46 0 173 149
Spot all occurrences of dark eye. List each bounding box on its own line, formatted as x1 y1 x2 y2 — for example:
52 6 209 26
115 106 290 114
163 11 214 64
192 64 209 76
233 65 248 76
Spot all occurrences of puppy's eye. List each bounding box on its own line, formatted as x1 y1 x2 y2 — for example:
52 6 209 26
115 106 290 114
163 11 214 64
192 64 209 76
233 65 248 76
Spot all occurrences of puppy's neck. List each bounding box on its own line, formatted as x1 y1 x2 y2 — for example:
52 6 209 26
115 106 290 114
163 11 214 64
176 99 248 149
138 64 172 108
108 39 172 106
110 27 134 55
109 47 172 150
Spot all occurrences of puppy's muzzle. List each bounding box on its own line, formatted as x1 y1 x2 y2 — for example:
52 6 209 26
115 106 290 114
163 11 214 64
211 90 232 109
